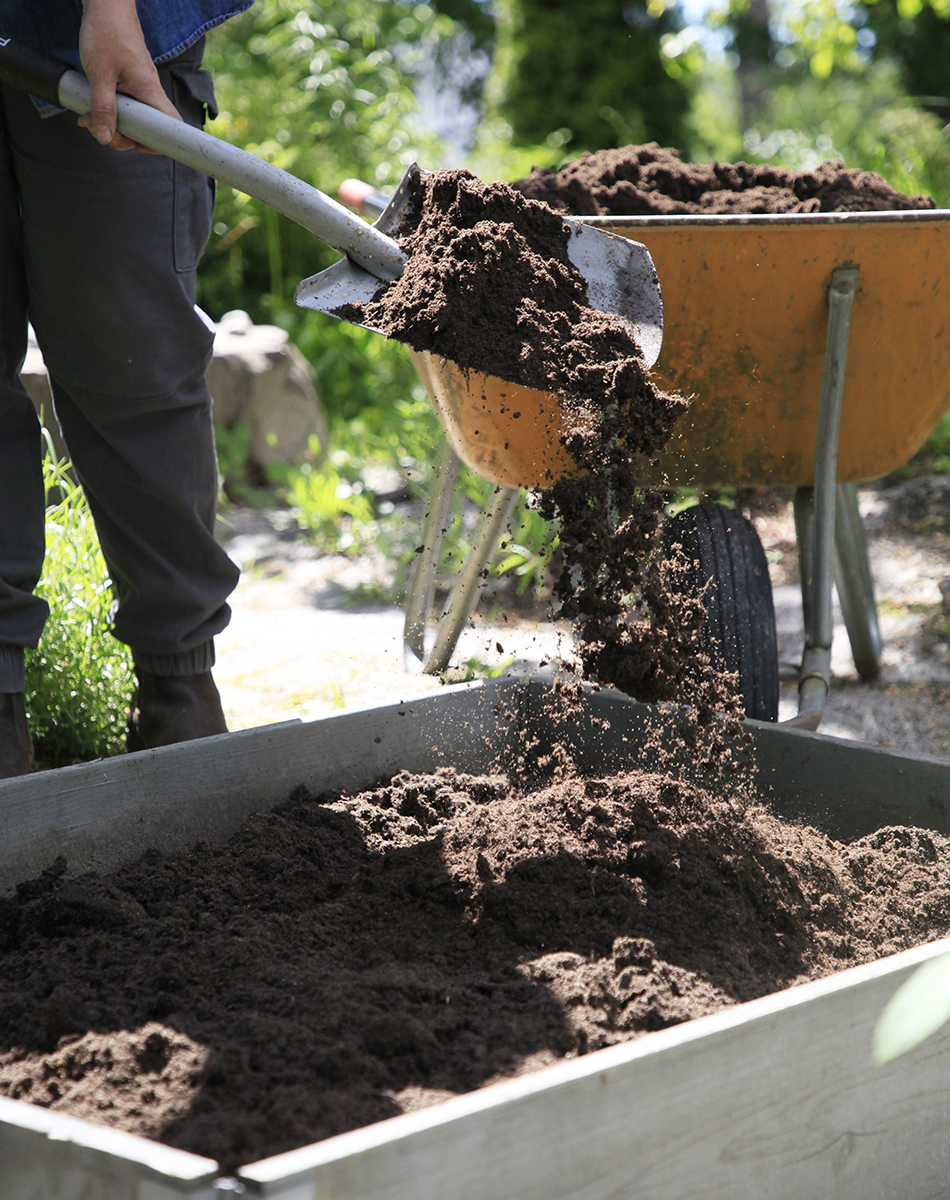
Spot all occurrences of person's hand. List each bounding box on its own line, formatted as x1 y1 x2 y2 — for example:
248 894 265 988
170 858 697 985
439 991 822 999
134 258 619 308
77 0 181 151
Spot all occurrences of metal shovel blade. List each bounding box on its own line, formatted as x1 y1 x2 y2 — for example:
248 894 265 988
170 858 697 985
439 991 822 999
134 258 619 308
296 165 664 367
294 165 418 323
563 221 663 367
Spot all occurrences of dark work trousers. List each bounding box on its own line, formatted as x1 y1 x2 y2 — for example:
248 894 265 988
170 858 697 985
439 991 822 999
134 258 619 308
0 40 240 693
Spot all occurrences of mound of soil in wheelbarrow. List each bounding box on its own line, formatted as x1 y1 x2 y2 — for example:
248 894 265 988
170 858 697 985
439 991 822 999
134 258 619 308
2 765 949 1170
512 143 936 215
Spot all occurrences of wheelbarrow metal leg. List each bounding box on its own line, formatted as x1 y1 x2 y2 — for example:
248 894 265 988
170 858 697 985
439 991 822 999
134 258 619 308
786 265 860 730
834 480 882 680
404 438 460 669
422 485 520 675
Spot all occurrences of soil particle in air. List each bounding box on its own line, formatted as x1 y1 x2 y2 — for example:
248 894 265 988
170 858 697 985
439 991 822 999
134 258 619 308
2 768 950 1170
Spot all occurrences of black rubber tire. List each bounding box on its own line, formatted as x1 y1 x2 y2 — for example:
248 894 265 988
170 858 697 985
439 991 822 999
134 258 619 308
662 501 779 722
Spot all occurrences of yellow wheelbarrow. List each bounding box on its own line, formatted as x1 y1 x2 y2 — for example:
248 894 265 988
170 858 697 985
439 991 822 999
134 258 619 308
402 207 950 730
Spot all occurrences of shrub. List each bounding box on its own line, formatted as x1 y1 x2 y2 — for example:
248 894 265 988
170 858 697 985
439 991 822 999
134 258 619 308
24 442 133 768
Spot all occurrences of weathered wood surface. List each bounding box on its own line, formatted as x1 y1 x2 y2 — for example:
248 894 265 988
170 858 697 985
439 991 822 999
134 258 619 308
239 938 950 1200
0 1094 218 1199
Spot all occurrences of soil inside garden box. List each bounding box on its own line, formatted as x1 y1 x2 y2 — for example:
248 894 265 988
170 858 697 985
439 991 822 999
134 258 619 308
2 763 950 1172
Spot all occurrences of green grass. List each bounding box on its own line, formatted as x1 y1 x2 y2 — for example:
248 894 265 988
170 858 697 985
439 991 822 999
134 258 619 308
25 440 133 768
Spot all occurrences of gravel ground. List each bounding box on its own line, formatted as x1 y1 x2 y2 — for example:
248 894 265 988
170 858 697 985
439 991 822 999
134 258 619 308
212 475 950 762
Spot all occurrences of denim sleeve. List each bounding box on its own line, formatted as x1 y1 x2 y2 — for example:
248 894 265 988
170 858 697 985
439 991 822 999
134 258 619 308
0 0 253 68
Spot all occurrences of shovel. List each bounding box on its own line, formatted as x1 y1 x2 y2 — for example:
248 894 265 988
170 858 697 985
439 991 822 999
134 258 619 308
0 36 663 371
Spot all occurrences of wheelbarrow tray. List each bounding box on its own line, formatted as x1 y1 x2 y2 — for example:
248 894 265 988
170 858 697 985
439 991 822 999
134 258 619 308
598 209 950 486
3 679 950 1198
415 210 950 488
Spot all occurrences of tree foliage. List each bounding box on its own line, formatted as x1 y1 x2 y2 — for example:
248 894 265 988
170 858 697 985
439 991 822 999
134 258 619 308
694 0 950 204
198 0 449 325
770 0 950 81
488 0 697 153
747 61 950 201
862 0 950 117
429 0 496 52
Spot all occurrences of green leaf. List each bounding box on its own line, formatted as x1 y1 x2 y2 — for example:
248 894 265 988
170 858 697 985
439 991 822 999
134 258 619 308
873 953 950 1065
809 45 835 79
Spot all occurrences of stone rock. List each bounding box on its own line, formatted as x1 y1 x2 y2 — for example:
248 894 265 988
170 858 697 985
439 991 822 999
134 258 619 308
19 309 328 473
206 309 328 471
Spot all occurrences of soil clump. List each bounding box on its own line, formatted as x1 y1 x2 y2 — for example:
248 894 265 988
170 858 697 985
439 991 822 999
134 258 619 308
2 767 949 1170
341 167 678 441
512 143 936 215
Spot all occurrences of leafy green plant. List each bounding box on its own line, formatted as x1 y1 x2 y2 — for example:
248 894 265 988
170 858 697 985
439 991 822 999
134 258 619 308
272 435 380 554
873 952 950 1064
491 490 558 599
25 442 133 768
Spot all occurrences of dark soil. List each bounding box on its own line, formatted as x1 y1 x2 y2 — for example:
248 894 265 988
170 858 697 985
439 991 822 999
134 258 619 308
339 154 936 735
342 166 744 739
512 143 936 215
3 766 949 1171
342 167 680 444
3 152 940 1172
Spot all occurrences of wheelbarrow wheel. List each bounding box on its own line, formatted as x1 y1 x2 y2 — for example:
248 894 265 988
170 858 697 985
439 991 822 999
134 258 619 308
662 501 779 722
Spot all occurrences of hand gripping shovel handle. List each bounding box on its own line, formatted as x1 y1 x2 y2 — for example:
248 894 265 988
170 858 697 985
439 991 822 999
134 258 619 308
0 36 406 283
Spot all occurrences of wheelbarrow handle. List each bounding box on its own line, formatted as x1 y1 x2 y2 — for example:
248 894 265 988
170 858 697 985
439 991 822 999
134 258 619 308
0 36 406 283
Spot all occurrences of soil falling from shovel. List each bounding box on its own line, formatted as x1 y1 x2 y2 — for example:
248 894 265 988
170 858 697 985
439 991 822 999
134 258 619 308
0 155 942 1171
343 167 743 752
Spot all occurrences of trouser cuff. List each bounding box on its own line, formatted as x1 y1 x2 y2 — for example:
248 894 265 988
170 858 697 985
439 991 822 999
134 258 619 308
132 641 216 677
0 645 26 693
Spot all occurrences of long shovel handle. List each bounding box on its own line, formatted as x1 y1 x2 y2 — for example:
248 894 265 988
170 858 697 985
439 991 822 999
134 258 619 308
0 36 405 282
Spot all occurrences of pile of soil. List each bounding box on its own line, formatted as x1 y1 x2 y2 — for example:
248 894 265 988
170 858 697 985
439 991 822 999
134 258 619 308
342 167 680 454
6 150 939 1171
2 766 949 1170
512 143 936 215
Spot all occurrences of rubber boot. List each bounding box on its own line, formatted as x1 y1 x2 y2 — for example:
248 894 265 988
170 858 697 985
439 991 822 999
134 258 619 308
0 693 34 779
126 671 228 752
